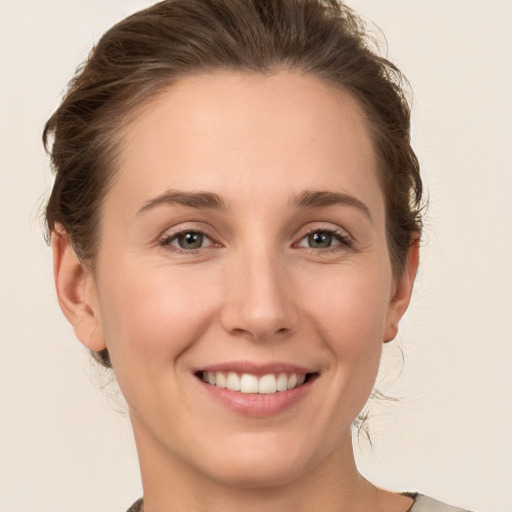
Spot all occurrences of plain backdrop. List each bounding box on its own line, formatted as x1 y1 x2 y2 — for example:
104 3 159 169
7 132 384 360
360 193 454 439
0 1 511 511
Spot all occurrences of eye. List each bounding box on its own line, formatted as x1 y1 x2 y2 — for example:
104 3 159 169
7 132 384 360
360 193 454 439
297 229 350 250
160 230 214 251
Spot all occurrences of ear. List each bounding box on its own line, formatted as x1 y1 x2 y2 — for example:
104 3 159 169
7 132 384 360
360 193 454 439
52 226 106 351
383 236 420 343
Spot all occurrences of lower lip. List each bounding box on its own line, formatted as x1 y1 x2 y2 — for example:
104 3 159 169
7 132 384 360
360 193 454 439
198 377 316 417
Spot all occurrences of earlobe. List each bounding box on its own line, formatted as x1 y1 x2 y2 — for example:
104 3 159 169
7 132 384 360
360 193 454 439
384 237 420 343
52 226 106 351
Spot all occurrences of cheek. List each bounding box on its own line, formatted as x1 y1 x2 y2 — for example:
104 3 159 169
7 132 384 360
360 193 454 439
306 265 391 348
284 265 391 440
95 259 218 374
303 265 390 395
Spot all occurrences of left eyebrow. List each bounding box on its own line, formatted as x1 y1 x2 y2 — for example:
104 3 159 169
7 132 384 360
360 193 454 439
137 190 228 216
293 190 372 222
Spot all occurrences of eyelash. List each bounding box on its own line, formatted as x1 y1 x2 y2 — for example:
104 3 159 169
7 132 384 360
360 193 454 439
159 228 216 255
295 227 353 253
158 227 353 255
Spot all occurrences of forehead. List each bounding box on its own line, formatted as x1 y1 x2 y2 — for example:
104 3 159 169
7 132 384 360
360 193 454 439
111 70 383 220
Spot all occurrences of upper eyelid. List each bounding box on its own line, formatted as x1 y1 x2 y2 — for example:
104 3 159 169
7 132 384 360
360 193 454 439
158 222 218 240
300 225 349 235
160 230 217 248
161 230 213 243
295 223 352 240
296 229 351 247
156 222 353 245
160 226 209 239
159 230 218 255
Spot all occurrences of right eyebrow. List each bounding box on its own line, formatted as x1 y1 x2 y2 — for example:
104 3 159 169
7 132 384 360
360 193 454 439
293 190 372 223
136 190 228 216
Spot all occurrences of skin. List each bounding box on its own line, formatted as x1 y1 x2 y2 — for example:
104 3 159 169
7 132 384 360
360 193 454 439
53 71 418 512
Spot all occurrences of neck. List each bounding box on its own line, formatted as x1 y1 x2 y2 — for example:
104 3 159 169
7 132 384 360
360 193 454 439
132 418 409 512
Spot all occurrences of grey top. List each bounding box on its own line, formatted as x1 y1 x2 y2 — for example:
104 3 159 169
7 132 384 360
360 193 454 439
410 494 472 511
126 493 473 511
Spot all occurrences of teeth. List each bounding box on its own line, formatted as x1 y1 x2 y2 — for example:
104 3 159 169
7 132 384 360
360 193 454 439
201 371 308 394
226 372 241 391
276 373 288 391
216 372 227 389
258 374 277 394
240 374 259 393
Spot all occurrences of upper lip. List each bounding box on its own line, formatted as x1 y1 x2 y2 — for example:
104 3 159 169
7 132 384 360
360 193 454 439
196 361 317 376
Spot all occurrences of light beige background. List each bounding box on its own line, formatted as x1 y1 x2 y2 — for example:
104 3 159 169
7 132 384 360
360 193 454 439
0 1 511 511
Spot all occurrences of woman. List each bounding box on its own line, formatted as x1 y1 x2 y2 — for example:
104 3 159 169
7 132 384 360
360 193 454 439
44 0 471 511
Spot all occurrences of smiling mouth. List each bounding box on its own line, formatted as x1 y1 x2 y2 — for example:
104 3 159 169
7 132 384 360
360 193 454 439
196 371 318 395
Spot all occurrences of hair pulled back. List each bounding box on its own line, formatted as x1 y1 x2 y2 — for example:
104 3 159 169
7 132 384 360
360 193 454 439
44 0 423 368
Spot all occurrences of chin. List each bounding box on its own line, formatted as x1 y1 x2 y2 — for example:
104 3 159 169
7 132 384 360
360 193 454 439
190 431 329 489
205 457 310 489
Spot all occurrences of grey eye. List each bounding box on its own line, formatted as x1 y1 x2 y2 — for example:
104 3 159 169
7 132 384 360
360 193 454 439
307 232 333 248
175 232 205 250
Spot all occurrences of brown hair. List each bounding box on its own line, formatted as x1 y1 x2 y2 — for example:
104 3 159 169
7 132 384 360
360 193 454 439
44 0 423 368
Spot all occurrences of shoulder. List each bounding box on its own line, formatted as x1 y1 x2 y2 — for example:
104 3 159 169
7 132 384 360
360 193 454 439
125 495 475 512
410 494 474 512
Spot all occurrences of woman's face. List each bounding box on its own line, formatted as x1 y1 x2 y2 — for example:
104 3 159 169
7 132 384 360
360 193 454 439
72 71 415 486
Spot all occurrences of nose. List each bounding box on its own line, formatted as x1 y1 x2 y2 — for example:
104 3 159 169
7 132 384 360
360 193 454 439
220 247 298 342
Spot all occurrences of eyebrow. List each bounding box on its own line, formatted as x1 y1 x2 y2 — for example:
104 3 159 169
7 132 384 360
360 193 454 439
137 188 371 221
137 190 227 215
293 190 372 221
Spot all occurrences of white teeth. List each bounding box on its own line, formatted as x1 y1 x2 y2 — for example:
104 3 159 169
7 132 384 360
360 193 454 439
226 372 241 391
258 374 277 394
240 373 259 393
216 372 227 389
201 371 308 394
276 373 288 391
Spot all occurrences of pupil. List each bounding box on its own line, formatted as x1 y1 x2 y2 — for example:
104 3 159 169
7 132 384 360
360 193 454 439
179 232 203 249
309 232 331 248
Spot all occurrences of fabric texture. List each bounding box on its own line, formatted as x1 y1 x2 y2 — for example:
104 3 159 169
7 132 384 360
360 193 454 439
409 494 472 511
125 493 473 511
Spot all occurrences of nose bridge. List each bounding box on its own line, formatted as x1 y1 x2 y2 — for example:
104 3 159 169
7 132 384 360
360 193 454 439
221 239 296 340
